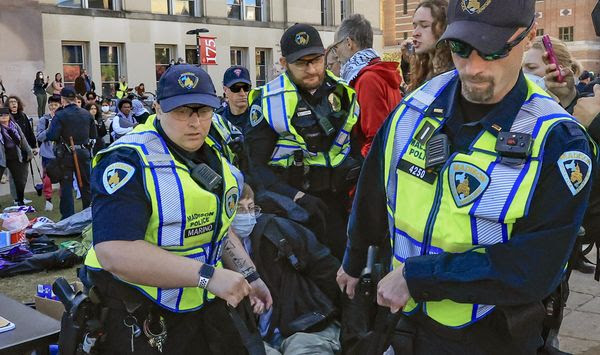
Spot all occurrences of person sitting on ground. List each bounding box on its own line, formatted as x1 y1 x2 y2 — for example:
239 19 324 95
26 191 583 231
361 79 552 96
231 183 342 355
131 98 150 124
111 98 136 141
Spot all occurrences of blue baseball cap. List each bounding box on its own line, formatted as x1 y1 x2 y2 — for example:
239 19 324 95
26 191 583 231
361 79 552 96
60 87 76 98
439 0 535 54
157 64 220 112
223 66 251 87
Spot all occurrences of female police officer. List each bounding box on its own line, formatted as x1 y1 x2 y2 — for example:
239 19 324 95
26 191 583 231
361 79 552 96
83 64 271 354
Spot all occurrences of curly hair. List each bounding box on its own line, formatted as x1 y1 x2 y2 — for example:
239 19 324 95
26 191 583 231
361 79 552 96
407 0 453 93
6 95 24 113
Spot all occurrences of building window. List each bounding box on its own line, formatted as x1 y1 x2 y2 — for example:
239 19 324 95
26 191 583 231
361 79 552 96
559 26 574 42
151 0 198 15
403 0 408 15
255 48 270 87
57 0 119 9
155 46 174 85
341 0 352 20
227 0 264 21
100 44 121 98
403 32 408 40
321 0 333 26
536 28 544 36
62 43 86 88
186 46 199 65
230 48 247 66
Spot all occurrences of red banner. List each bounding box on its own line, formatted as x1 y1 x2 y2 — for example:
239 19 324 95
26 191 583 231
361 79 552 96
199 36 217 65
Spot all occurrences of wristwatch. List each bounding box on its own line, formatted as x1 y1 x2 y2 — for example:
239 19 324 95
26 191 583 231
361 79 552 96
197 264 215 289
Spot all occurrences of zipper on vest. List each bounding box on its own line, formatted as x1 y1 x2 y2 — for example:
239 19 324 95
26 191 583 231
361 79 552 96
324 153 332 168
421 154 454 255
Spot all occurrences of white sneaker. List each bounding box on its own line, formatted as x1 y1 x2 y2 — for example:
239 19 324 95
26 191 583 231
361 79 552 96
23 198 32 204
45 200 53 211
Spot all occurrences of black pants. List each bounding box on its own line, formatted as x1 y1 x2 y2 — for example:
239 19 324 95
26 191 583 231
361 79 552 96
313 191 350 261
342 306 545 355
59 148 91 219
89 270 250 355
0 159 29 204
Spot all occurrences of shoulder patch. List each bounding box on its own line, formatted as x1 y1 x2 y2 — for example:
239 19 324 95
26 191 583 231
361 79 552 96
249 104 264 127
557 151 592 196
102 162 136 195
225 186 239 218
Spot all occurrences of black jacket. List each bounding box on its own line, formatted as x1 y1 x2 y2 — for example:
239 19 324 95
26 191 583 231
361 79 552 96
46 104 97 145
250 213 341 338
10 112 37 148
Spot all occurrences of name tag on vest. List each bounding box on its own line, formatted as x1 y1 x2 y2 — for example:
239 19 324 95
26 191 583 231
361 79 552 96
397 159 437 184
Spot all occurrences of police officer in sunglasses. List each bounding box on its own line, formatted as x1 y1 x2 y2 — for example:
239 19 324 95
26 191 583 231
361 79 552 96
217 66 253 134
337 0 597 353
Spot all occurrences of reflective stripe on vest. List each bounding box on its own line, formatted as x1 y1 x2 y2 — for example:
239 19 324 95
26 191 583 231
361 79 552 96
383 70 581 328
209 113 239 165
250 71 359 168
84 121 240 312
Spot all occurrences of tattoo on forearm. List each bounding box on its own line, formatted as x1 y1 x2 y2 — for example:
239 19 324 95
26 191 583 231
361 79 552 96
223 237 256 277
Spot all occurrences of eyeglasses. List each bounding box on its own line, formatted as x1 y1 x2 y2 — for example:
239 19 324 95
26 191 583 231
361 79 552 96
447 20 534 61
171 105 214 119
292 55 325 68
229 84 251 93
236 205 261 217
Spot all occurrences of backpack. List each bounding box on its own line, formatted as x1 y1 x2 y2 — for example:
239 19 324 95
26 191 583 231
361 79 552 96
249 213 341 338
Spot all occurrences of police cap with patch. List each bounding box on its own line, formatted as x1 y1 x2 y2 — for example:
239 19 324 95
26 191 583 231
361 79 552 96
157 64 220 113
439 0 535 55
223 66 252 87
281 23 325 64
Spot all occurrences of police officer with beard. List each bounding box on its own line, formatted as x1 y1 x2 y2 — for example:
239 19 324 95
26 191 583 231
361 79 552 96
245 24 362 260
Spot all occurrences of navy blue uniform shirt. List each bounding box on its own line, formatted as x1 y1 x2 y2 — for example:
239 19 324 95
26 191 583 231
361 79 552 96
217 105 250 135
46 103 97 145
343 72 596 306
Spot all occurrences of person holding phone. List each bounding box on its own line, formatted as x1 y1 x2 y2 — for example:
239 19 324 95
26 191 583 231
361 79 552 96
33 71 49 118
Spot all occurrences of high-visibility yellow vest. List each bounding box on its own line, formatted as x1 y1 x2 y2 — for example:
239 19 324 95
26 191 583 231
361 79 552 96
248 71 359 168
383 70 592 328
209 112 240 165
85 120 242 313
116 82 128 99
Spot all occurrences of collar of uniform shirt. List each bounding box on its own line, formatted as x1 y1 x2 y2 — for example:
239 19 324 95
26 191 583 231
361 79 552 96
296 75 337 106
426 70 528 137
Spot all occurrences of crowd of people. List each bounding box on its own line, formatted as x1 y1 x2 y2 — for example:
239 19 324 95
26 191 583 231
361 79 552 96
2 0 600 353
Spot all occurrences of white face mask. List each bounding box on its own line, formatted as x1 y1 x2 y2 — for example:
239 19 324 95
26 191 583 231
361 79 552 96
524 73 547 91
101 106 110 113
231 213 257 239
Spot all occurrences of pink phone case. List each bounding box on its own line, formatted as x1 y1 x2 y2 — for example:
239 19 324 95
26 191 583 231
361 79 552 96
542 35 564 82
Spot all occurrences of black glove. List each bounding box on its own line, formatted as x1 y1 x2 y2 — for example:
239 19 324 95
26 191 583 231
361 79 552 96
296 193 328 237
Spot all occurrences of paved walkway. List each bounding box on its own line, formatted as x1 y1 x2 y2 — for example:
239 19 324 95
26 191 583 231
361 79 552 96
559 248 600 354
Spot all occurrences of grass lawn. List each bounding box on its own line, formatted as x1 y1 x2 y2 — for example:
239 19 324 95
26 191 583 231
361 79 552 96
0 189 84 303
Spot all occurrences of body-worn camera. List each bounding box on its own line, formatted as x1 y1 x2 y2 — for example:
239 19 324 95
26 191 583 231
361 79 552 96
495 132 532 165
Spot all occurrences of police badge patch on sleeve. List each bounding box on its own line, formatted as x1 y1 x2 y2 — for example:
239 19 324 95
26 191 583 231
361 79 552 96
557 151 592 196
102 162 135 194
249 105 264 127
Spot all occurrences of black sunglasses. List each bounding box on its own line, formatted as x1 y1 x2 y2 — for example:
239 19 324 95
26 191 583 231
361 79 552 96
447 19 534 61
229 84 251 93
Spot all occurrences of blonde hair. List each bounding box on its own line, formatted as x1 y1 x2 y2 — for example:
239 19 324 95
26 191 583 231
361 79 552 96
241 183 254 201
531 36 580 77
